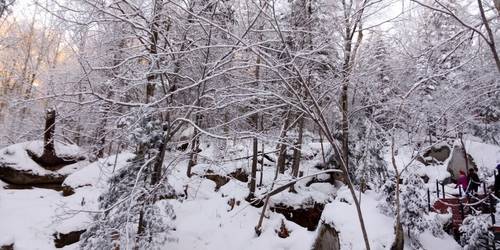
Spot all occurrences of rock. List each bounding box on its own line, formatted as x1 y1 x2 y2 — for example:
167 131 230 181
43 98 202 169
447 146 477 179
53 230 86 248
229 168 248 183
0 141 87 186
418 144 451 165
311 222 340 250
0 164 65 185
271 203 325 231
203 170 230 191
62 185 75 196
0 244 14 250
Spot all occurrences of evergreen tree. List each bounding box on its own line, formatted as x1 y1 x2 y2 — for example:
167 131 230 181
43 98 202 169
80 108 176 250
377 178 396 216
459 214 493 250
400 173 428 248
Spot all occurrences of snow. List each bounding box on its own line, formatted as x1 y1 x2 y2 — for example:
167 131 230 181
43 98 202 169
0 152 133 249
0 188 70 250
418 230 461 250
323 187 395 250
1 137 495 249
63 152 134 190
164 175 316 250
464 139 500 170
323 187 461 250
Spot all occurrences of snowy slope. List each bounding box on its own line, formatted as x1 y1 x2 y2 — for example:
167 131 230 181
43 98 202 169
0 152 134 250
0 137 488 249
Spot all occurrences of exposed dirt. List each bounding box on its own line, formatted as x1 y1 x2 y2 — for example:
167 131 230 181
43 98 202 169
271 203 325 231
229 168 248 183
53 230 86 248
203 170 230 191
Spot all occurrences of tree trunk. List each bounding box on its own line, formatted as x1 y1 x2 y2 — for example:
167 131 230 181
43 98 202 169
247 136 259 201
42 108 57 158
291 115 304 178
391 138 404 250
277 112 291 174
319 127 326 165
259 140 264 187
477 0 500 72
186 119 200 177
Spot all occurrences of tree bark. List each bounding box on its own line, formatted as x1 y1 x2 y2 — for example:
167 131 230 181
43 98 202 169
248 137 259 201
291 115 304 178
390 138 404 250
477 0 500 72
186 117 201 177
277 112 291 174
42 108 57 158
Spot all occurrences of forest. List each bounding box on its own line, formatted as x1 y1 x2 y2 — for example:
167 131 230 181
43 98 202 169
0 0 499 249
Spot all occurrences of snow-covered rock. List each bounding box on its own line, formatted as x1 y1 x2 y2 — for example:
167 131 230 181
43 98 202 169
0 141 87 185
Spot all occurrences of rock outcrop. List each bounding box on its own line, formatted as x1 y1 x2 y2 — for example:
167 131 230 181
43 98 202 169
0 141 86 187
311 222 340 250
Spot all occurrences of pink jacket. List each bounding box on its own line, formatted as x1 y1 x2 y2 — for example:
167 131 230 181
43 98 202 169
457 174 468 189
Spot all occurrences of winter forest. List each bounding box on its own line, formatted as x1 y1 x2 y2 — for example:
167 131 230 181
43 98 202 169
0 0 499 249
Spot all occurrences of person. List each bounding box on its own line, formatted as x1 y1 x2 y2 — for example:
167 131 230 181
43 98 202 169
467 168 480 194
494 164 500 197
456 170 468 191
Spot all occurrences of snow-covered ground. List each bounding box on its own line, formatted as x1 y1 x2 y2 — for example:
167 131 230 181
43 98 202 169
0 150 134 250
1 137 497 249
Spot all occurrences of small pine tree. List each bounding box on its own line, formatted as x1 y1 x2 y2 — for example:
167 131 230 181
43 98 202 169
459 214 493 250
80 108 176 249
377 178 396 216
400 173 428 248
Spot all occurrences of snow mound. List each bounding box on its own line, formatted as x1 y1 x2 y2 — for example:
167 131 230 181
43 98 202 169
464 140 500 170
63 152 134 190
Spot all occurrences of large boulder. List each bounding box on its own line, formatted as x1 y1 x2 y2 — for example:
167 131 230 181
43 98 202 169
446 145 477 179
0 141 87 186
311 222 341 250
418 143 452 166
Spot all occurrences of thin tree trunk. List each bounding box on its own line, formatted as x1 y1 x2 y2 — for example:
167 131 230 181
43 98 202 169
255 113 291 235
477 0 500 72
186 116 201 177
248 46 262 200
277 112 291 174
390 138 404 250
319 127 326 165
259 139 264 187
42 108 57 158
291 115 304 178
248 137 259 201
